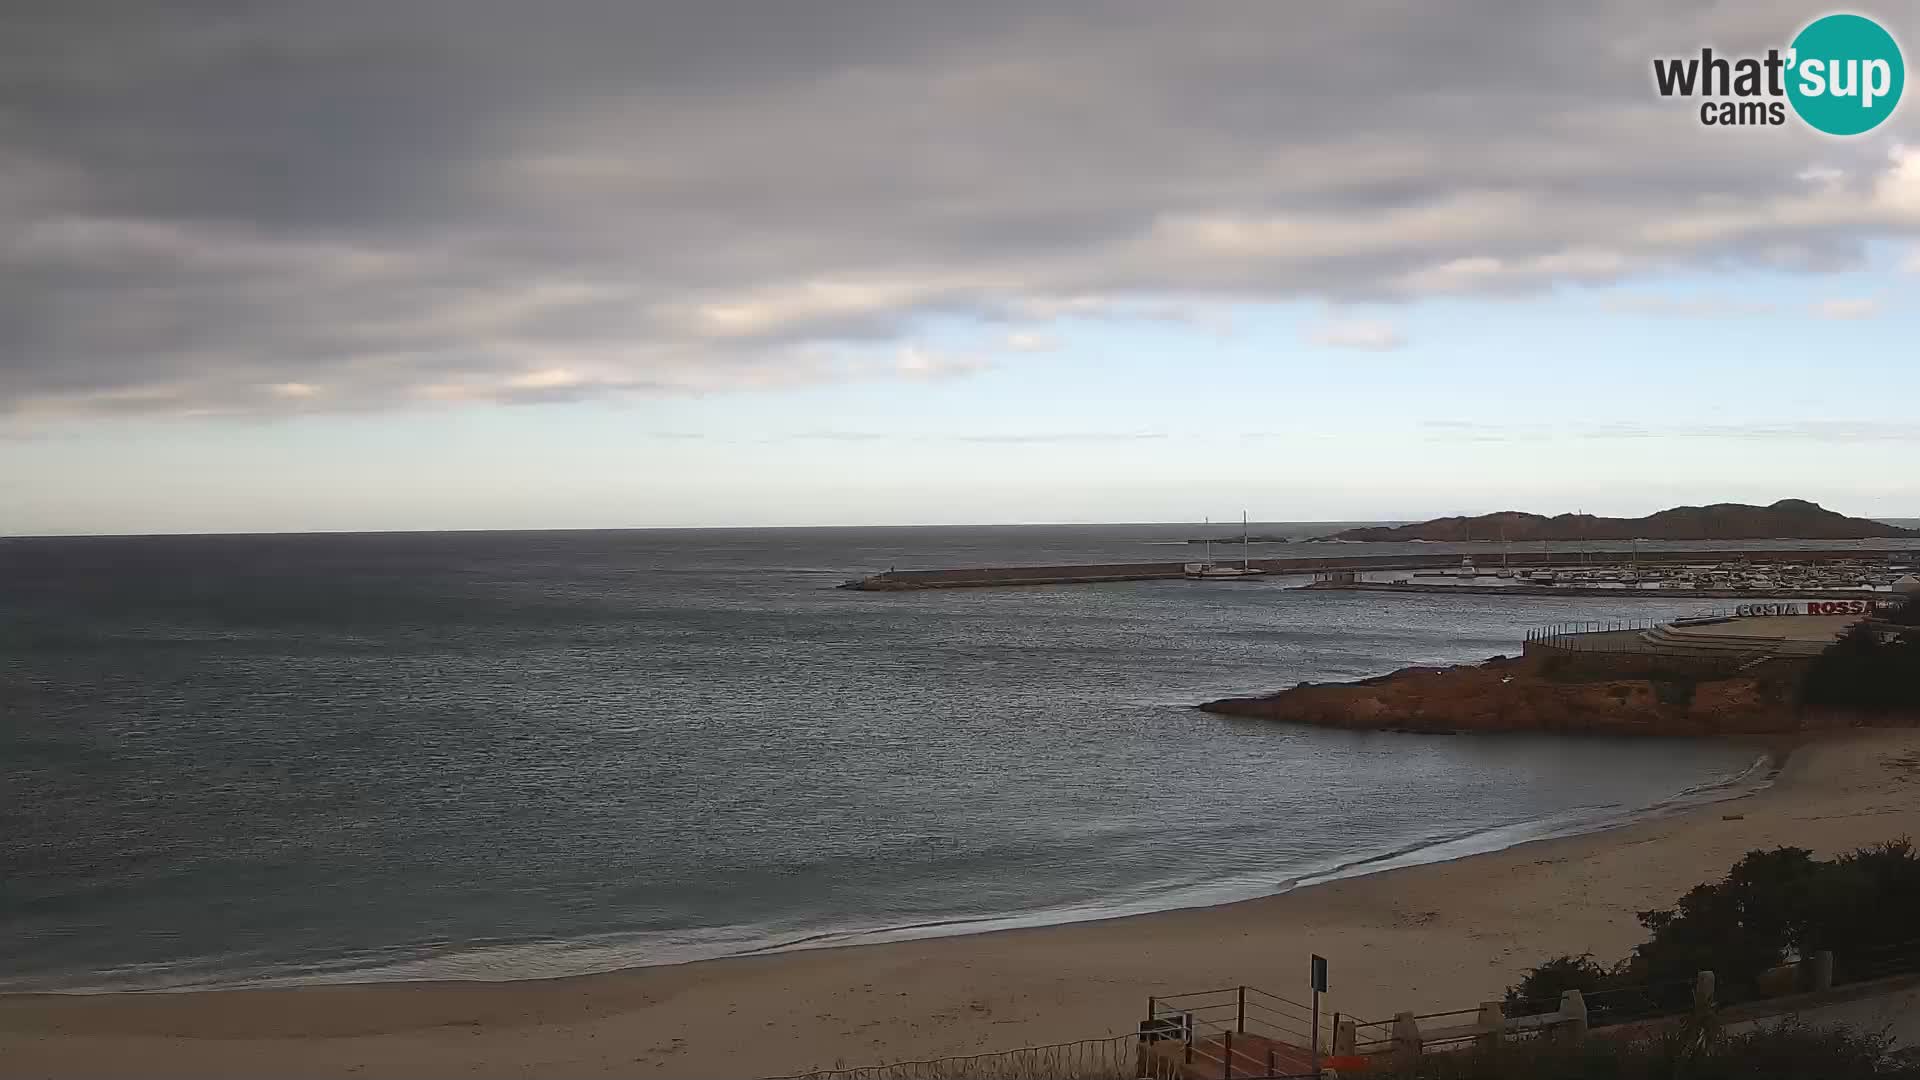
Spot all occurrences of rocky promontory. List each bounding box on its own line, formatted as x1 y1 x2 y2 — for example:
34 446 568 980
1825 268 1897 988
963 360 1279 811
1199 654 1817 736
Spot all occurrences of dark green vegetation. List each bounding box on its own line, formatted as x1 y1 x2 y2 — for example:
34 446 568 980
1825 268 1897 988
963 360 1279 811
1378 1024 1920 1079
1800 621 1920 712
1507 841 1920 1019
1890 599 1920 628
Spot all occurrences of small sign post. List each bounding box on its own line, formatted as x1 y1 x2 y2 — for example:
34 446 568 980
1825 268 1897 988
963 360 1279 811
1310 954 1329 1077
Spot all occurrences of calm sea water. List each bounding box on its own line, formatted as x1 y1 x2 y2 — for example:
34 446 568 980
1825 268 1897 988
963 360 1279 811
6 524 1909 992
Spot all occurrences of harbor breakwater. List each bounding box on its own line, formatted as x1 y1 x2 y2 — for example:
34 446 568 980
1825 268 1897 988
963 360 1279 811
841 548 1902 591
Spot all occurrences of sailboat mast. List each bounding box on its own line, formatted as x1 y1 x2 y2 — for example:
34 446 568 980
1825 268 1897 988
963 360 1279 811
1243 510 1251 570
1204 516 1211 565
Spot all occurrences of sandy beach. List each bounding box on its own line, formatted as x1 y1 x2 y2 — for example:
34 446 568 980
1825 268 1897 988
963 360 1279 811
6 729 1920 1079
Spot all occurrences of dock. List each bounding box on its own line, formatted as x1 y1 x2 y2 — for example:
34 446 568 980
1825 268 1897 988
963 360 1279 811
840 548 1909 591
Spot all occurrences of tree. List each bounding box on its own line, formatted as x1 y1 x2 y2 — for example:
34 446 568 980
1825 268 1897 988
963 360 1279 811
1631 847 1820 996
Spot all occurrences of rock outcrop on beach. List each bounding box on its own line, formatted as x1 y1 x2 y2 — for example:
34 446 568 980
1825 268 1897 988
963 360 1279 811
1198 654 1826 736
1316 499 1918 543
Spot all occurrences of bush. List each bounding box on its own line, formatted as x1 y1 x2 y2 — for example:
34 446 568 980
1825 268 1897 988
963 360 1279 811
1651 677 1697 708
1506 840 1920 1012
1503 954 1612 1012
1378 1023 1919 1080
1798 623 1920 711
1632 846 1821 996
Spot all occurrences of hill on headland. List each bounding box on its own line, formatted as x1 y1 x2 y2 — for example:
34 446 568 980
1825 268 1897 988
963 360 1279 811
1316 499 1919 542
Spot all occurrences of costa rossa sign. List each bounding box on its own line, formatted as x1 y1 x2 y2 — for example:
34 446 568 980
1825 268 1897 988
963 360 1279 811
1733 599 1878 617
1808 599 1878 616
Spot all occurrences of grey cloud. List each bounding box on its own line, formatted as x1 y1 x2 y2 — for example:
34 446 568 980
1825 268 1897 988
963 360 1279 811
1601 294 1781 318
1305 318 1406 350
3 1 1918 417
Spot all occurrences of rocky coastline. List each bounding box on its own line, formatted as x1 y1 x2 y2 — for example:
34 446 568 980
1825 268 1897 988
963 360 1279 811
1198 652 1909 737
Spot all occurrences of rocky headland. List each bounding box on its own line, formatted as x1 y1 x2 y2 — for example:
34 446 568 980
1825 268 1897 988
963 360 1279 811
1316 499 1917 543
1197 652 1900 737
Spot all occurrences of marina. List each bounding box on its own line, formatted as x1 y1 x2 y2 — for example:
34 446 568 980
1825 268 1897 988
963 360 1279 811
1183 512 1267 580
1302 580 1909 601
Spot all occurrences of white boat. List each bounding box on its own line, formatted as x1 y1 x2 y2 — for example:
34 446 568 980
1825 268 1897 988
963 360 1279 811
1186 512 1267 580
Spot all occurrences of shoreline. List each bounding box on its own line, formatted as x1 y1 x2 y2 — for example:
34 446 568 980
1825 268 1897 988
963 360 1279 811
9 730 1920 1078
10 741 1779 997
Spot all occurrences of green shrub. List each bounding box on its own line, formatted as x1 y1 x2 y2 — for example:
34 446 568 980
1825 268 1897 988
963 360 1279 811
1799 623 1920 710
1651 677 1697 708
1507 840 1920 1012
1503 954 1612 1012
1377 1023 1919 1080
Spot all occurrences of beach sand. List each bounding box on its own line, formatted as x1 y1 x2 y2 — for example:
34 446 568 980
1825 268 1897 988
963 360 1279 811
6 729 1919 1079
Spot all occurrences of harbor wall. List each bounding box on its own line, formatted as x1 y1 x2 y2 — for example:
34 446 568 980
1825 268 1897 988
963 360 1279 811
842 548 1906 591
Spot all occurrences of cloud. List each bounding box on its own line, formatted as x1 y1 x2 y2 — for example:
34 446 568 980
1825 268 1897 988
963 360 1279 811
3 4 1919 418
1005 331 1058 351
1906 247 1920 273
1602 294 1779 318
1306 318 1406 351
891 347 991 381
1812 297 1881 320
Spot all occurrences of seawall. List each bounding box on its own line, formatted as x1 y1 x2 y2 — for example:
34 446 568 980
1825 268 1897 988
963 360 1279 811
841 548 1904 591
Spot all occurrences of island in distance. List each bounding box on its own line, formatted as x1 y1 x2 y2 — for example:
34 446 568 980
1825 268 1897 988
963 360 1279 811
1313 499 1918 543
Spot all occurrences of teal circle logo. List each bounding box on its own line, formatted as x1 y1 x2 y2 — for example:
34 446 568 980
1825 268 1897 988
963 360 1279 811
1787 14 1904 135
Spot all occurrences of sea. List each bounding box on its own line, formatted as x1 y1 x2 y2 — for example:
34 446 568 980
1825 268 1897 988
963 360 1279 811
4 524 1915 993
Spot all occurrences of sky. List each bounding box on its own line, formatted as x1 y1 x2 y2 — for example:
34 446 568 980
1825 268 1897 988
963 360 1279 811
2 2 1917 534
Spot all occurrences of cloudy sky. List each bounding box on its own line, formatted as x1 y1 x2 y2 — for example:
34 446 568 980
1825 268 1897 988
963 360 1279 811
2 1 1916 534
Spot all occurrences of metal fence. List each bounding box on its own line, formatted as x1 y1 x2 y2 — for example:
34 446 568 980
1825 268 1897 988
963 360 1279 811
1525 619 1666 648
764 938 1920 1080
762 1033 1173 1080
1144 985 1328 1079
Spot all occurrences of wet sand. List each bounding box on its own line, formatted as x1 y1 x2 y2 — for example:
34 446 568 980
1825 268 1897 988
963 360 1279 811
6 729 1919 1079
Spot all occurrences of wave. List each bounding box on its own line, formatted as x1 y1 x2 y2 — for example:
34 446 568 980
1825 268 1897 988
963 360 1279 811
11 753 1777 995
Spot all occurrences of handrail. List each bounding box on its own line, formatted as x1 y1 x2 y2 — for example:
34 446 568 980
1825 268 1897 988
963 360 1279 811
1152 1000 1238 1018
1244 994 1313 1018
765 1032 1158 1080
1155 985 1243 1003
1243 998 1314 1026
1245 985 1317 1012
1409 1005 1484 1023
1185 1028 1310 1080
